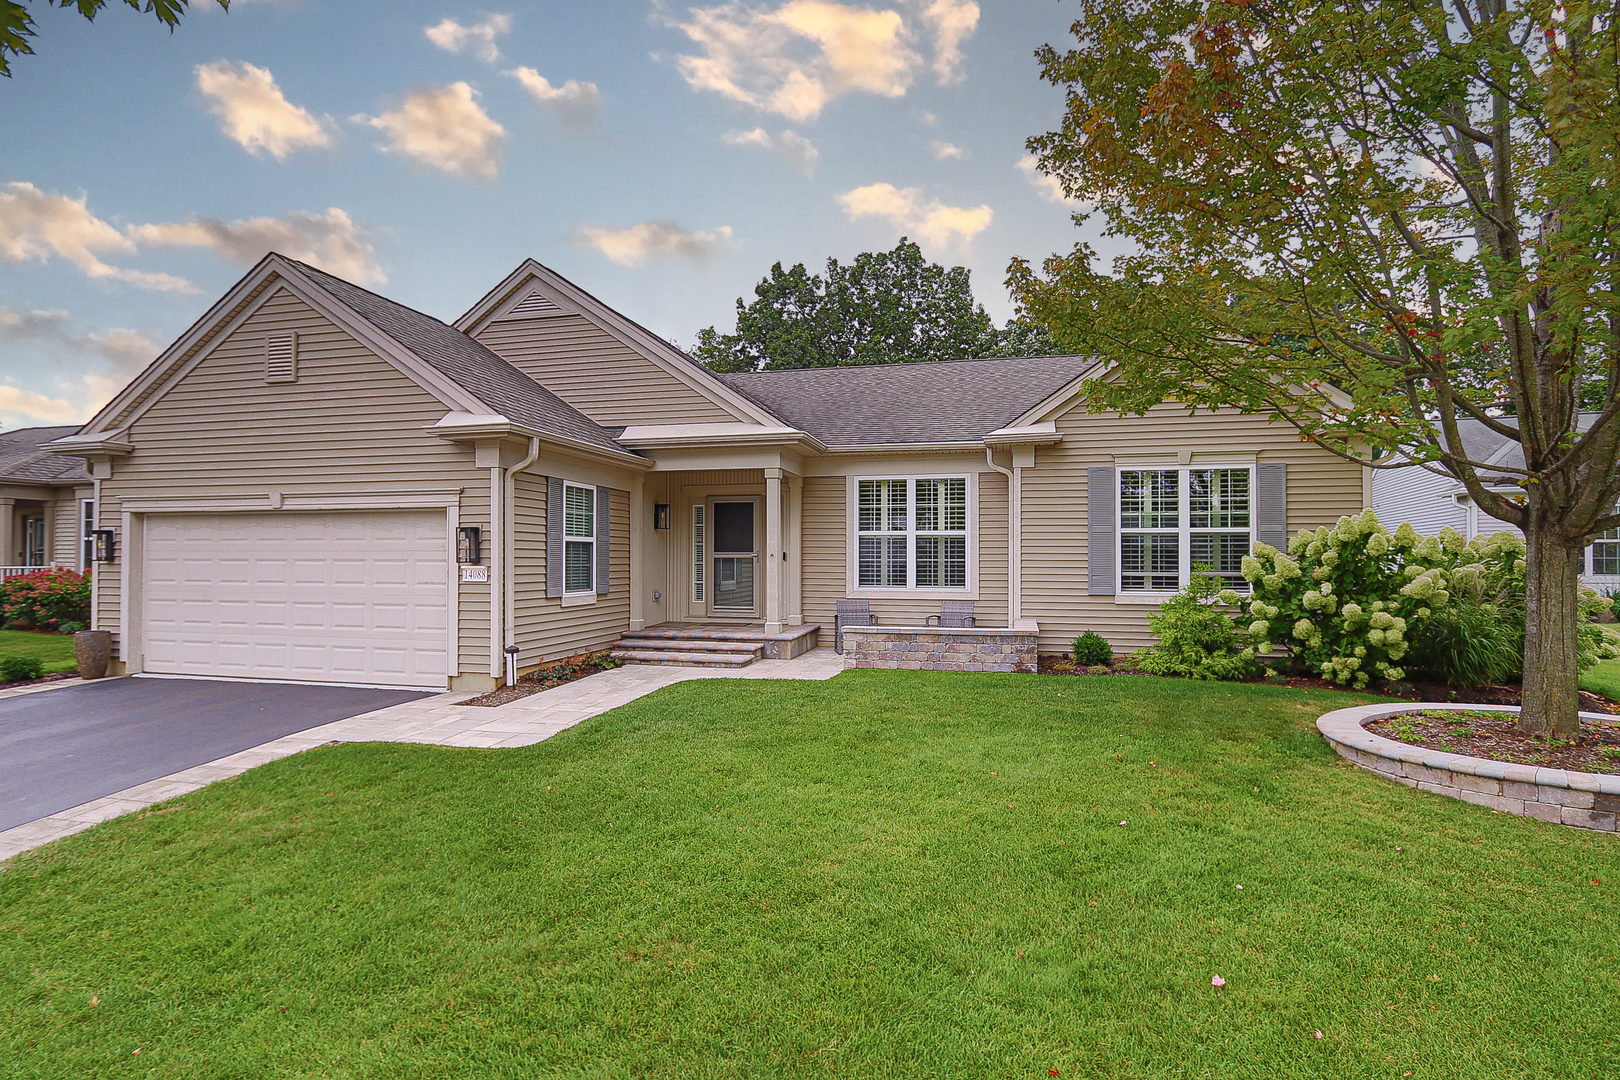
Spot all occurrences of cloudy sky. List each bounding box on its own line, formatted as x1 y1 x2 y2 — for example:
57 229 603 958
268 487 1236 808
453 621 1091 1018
0 0 1103 430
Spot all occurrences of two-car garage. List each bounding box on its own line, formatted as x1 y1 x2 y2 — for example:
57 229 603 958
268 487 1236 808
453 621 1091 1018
137 511 451 689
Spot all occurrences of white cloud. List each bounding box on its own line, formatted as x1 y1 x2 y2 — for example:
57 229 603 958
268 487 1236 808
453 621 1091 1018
360 83 505 179
670 1 918 121
931 139 966 160
0 307 160 424
574 221 734 267
132 207 385 286
424 14 512 63
195 60 332 159
723 127 819 174
1017 154 1081 205
506 67 604 133
838 181 991 248
911 0 977 83
0 183 194 293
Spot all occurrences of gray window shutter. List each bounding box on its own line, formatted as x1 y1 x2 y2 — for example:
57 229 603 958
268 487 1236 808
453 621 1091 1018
595 485 611 595
546 476 564 598
1088 466 1116 596
1255 462 1288 548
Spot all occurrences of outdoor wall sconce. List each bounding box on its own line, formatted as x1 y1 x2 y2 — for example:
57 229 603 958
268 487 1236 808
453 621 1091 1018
456 526 482 565
92 529 116 564
653 503 671 530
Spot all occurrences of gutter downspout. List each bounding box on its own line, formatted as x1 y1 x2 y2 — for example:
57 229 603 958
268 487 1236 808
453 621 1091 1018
984 446 1021 627
503 436 542 685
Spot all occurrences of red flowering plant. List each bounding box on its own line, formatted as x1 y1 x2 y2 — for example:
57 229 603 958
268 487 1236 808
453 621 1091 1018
0 569 91 632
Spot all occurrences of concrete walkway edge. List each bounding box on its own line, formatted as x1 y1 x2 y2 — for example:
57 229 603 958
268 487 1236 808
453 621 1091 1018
0 648 846 863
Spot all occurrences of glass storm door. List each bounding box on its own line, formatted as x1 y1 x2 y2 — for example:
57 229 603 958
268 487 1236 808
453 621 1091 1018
709 500 758 615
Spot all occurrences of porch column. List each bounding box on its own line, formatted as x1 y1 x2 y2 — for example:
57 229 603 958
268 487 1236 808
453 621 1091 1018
785 473 803 627
629 473 646 631
0 498 14 566
763 467 784 636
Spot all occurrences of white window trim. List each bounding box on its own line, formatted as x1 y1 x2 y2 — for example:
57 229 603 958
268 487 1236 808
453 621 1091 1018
1115 463 1255 601
81 498 96 571
562 480 596 597
845 472 978 599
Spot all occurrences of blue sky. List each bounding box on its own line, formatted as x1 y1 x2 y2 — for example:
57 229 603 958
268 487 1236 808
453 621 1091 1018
0 0 1107 430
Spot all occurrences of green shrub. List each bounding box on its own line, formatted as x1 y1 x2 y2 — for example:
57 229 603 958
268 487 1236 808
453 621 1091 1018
55 620 86 635
0 656 44 682
1071 630 1113 666
1134 571 1257 681
1404 597 1522 686
1223 510 1620 690
0 569 91 631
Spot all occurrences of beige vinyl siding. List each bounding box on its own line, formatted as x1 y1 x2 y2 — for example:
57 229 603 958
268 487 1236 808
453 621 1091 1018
510 473 630 665
1021 403 1366 653
92 286 489 669
51 493 82 568
800 469 1009 629
475 315 738 426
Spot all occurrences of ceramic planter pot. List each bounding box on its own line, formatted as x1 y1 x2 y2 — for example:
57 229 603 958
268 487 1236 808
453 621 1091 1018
74 630 113 680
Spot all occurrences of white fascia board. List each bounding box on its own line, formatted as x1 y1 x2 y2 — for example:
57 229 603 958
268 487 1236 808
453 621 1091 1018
428 412 652 471
982 421 1063 446
821 441 986 454
74 256 288 437
1012 359 1356 429
77 256 491 443
46 427 133 457
616 422 826 453
452 259 785 427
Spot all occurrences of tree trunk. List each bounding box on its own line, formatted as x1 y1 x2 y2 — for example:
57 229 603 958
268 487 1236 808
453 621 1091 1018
1518 515 1584 736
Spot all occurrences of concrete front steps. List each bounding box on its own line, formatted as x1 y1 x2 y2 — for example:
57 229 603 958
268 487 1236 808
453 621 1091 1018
610 624 820 668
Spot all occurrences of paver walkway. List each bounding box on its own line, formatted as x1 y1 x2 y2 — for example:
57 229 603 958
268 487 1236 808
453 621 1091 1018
0 648 847 862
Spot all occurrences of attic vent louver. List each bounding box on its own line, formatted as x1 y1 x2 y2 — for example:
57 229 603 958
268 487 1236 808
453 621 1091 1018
498 291 563 319
265 333 297 383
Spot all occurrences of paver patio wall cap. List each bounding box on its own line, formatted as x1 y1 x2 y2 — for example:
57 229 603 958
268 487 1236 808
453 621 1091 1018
1315 700 1620 827
841 626 1036 638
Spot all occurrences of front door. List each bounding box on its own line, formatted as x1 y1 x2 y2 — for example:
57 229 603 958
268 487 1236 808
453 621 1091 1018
22 518 45 567
708 499 758 617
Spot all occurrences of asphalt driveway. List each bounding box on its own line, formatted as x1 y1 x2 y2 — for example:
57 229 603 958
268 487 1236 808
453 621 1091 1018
0 677 434 832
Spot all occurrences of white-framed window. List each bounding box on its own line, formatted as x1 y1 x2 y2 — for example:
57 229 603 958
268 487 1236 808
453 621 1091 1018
1593 517 1620 576
563 482 595 594
852 475 971 592
80 498 95 570
1119 466 1253 593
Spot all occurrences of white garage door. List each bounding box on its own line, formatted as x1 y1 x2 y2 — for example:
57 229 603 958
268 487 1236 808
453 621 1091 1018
142 511 450 688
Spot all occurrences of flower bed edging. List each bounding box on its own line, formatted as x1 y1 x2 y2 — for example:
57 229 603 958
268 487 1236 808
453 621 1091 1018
1316 702 1620 832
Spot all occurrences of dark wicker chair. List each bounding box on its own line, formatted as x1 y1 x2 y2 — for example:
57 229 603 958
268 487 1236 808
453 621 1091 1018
924 600 977 628
834 598 878 654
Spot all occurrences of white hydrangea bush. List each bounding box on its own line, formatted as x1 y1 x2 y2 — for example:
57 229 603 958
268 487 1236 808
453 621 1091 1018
1214 509 1615 690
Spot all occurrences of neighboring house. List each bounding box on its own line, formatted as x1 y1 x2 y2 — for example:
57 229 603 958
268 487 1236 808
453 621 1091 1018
1371 413 1619 589
48 253 1368 690
0 425 95 574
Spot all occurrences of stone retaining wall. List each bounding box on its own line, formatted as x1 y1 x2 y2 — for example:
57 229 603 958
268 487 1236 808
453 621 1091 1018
841 626 1037 674
1316 702 1620 832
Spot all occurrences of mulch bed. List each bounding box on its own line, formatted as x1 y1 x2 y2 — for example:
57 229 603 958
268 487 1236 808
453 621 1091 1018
1364 708 1620 776
1035 654 1620 714
460 654 620 708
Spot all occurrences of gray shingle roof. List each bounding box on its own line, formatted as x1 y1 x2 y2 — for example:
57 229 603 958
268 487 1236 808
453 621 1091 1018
0 425 88 484
717 355 1101 446
291 260 631 456
1428 412 1604 482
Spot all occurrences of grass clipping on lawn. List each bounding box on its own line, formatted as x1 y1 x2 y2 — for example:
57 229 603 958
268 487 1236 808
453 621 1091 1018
3 672 1618 1077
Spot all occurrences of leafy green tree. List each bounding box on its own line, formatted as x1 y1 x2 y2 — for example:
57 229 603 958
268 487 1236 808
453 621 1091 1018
696 239 1071 372
1 0 227 76
1009 0 1620 735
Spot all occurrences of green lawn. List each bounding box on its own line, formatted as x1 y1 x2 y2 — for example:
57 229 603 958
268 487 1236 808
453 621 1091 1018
3 671 1617 1078
0 628 76 674
1580 660 1620 701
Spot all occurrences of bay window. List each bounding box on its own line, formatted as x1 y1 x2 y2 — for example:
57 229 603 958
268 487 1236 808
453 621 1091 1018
1119 466 1253 592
